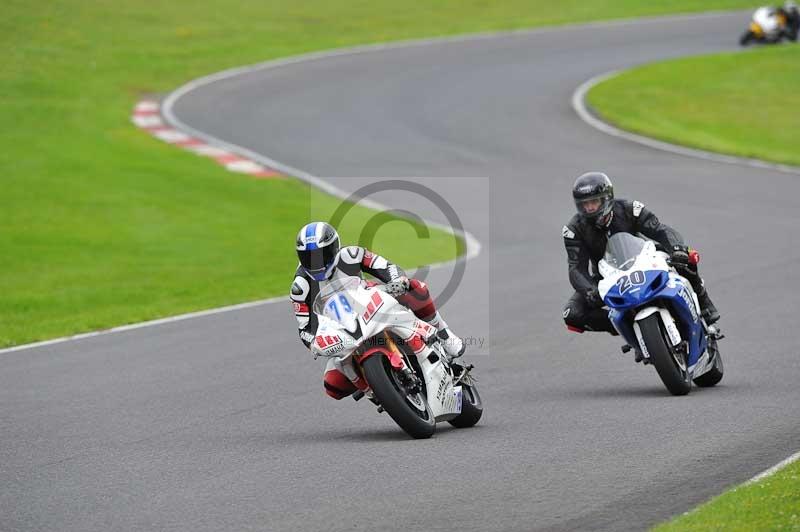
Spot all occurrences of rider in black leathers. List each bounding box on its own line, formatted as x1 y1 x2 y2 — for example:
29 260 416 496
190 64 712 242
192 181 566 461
562 172 720 335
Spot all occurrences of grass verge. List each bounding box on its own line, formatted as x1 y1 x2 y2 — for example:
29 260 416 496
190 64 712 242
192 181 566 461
653 457 800 531
1 1 754 347
587 45 800 167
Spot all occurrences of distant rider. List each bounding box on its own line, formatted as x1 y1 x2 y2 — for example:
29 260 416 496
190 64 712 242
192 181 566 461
561 172 720 338
778 1 800 41
290 221 465 399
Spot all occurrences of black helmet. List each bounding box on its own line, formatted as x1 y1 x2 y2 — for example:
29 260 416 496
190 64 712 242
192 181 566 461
296 222 340 281
572 172 614 226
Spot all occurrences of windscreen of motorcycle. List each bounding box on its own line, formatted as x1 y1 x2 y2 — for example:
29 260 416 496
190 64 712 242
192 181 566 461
604 233 646 271
313 277 361 334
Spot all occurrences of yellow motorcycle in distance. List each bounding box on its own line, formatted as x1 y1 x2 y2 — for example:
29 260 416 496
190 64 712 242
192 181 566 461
740 4 800 45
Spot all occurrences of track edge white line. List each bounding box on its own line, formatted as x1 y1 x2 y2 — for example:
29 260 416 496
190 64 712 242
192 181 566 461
571 70 800 176
0 297 285 354
744 450 800 485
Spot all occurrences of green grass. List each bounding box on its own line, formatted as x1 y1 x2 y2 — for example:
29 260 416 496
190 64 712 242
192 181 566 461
587 45 800 166
0 0 755 347
654 458 800 531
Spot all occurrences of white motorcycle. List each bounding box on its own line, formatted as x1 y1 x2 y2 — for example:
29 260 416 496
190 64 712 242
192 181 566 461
311 277 482 438
740 6 790 45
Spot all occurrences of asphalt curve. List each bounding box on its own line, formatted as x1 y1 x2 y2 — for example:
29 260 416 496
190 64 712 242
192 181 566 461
4 10 800 532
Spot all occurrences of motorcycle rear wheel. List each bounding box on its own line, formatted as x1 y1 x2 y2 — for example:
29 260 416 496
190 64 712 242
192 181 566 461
448 381 483 428
362 355 436 439
694 336 724 387
639 314 691 396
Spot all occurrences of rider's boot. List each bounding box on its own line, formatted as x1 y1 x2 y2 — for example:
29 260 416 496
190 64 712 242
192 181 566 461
427 311 466 359
696 287 720 325
438 328 466 359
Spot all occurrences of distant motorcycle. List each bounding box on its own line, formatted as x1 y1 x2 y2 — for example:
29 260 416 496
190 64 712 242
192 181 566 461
311 277 482 438
598 233 724 396
740 6 795 45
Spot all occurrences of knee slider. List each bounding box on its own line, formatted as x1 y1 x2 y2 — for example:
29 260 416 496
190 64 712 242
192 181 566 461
563 305 581 327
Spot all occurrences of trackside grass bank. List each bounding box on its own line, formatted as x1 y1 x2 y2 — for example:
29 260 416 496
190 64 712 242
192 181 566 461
653 458 800 531
587 45 800 167
1 1 754 347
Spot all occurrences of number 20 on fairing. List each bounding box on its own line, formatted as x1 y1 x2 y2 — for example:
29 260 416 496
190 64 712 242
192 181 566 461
616 270 646 294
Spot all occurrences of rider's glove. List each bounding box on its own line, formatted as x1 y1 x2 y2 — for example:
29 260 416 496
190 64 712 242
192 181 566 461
585 289 603 308
383 276 411 297
670 245 690 265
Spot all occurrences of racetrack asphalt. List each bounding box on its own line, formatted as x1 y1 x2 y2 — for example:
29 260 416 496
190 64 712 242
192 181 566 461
4 10 799 532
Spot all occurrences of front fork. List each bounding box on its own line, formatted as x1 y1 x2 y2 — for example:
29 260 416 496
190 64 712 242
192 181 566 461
632 306 683 362
354 332 421 395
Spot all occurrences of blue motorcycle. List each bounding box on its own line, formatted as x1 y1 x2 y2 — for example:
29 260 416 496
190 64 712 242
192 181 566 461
598 233 724 395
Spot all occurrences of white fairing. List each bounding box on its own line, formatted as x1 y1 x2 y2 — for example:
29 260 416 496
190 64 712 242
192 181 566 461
597 240 668 299
310 277 462 420
688 350 712 377
754 7 781 36
417 350 463 418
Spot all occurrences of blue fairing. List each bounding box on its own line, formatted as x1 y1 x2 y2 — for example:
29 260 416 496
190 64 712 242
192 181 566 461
605 270 707 366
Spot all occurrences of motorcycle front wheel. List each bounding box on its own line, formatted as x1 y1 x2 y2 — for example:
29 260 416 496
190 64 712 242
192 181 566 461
639 314 691 396
362 355 436 439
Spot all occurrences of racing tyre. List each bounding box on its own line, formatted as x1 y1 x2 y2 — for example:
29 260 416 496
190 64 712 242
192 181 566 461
694 337 724 387
448 382 483 428
639 314 691 396
362 354 436 439
739 30 755 46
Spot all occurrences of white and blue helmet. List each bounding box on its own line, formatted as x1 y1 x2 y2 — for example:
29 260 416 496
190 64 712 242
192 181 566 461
296 222 340 281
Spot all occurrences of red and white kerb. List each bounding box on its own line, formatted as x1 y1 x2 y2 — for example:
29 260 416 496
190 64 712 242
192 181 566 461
131 100 281 179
